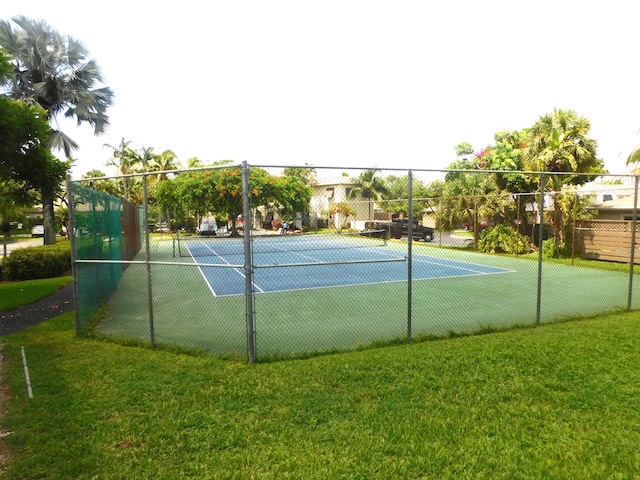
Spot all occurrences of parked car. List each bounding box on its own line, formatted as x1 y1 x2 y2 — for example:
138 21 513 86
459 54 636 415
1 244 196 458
362 220 434 242
389 219 434 242
361 221 390 239
31 224 44 237
198 216 218 236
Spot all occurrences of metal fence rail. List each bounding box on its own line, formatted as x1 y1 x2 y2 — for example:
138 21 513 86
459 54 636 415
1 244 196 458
67 165 640 362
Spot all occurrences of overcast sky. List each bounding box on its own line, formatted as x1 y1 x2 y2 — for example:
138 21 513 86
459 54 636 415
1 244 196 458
2 0 640 179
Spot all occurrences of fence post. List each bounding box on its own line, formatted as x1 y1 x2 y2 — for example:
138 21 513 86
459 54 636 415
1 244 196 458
536 173 545 325
142 174 156 348
627 176 639 311
407 169 413 341
242 161 257 363
66 174 81 336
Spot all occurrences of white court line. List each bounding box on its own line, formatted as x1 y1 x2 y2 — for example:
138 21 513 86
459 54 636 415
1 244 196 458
189 241 265 296
412 255 514 275
342 247 513 275
260 242 407 264
190 240 512 296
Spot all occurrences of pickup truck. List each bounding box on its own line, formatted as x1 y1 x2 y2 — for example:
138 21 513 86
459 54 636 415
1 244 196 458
362 220 434 242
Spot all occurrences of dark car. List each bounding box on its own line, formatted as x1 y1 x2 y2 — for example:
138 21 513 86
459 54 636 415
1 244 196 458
361 221 392 239
362 220 434 242
390 219 434 242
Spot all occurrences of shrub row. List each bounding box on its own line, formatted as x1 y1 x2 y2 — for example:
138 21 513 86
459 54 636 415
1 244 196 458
1 242 71 281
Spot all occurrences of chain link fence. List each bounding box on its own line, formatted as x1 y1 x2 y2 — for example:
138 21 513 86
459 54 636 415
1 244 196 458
68 164 640 362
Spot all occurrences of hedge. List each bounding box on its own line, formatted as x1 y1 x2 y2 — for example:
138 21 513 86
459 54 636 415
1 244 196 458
1 242 71 281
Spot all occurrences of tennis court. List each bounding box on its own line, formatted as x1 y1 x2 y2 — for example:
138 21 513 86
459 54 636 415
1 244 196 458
178 233 513 296
70 166 640 361
95 232 637 359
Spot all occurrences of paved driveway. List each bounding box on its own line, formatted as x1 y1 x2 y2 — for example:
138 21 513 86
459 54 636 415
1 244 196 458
1 238 43 257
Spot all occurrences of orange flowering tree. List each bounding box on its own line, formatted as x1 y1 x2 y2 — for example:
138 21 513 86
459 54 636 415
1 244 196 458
156 166 312 234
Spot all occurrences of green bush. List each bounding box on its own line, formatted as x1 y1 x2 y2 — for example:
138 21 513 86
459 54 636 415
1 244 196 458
477 224 530 255
2 242 71 281
541 238 570 259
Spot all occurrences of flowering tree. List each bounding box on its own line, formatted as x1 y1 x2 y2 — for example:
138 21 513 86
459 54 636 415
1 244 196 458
156 166 312 235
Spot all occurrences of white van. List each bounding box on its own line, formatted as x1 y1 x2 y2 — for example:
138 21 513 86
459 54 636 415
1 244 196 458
198 216 218 236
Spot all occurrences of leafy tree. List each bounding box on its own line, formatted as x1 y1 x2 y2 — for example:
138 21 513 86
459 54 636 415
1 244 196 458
82 169 120 197
477 224 529 255
481 130 539 235
381 175 431 219
0 16 114 244
455 142 474 157
0 96 53 182
349 169 387 222
524 108 604 245
283 165 317 185
0 84 66 246
157 167 312 236
446 142 484 181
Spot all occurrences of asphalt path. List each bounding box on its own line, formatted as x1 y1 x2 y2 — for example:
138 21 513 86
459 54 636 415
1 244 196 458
1 237 72 336
0 283 74 336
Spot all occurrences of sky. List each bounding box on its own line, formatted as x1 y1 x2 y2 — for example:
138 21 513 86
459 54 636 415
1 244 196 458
2 0 640 179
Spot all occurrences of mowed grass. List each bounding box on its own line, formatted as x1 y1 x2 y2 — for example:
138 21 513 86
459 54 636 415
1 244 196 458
0 276 71 311
2 309 640 478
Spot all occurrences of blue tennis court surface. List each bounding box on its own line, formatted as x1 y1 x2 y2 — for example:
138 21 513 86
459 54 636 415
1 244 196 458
181 235 513 297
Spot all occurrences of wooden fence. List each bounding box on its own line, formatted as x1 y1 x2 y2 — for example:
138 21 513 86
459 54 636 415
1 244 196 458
576 220 640 264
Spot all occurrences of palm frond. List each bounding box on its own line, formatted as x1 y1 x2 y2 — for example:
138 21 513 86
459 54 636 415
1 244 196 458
626 145 640 167
46 130 78 157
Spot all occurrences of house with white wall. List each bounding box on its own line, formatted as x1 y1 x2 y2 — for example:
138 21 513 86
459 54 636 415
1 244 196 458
309 180 379 230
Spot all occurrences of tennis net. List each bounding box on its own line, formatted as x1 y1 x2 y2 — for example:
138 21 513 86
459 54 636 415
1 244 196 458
175 230 388 258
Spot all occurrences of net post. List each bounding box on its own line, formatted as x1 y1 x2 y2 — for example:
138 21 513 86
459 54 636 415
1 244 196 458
242 161 257 363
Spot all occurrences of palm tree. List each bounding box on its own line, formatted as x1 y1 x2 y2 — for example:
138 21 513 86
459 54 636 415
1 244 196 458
626 144 640 172
149 150 180 182
349 169 387 222
0 16 114 244
187 157 203 169
105 139 139 202
441 173 499 249
524 109 601 245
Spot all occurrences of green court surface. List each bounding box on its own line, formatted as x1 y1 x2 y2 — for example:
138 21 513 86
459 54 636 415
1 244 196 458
97 238 638 359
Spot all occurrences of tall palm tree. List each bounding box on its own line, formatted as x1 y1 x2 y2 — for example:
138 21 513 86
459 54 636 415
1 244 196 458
523 108 601 245
105 139 139 202
149 150 180 182
0 16 114 244
349 169 387 222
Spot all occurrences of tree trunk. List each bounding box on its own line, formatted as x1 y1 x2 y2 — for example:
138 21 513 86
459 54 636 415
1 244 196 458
42 191 57 245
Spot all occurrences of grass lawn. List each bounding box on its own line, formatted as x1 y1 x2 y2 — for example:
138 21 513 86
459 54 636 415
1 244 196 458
1 308 640 478
0 276 71 312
